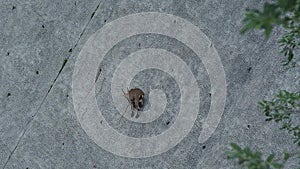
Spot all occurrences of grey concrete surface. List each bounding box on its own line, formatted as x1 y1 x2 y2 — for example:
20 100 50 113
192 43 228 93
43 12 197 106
0 0 299 169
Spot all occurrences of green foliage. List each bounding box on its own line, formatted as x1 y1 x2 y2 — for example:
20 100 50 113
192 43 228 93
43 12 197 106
259 90 300 145
278 30 300 65
241 0 300 65
227 143 287 169
227 1 300 169
228 91 300 168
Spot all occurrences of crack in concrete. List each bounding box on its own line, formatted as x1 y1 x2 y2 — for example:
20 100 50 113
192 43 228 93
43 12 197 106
2 1 103 168
2 83 52 169
73 2 102 51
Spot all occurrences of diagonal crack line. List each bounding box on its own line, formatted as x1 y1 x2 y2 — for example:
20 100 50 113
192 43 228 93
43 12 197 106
71 1 102 51
47 58 68 93
2 58 67 169
2 81 51 169
2 1 103 169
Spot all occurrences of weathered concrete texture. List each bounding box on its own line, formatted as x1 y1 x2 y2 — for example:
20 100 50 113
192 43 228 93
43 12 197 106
0 0 299 169
0 0 102 168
